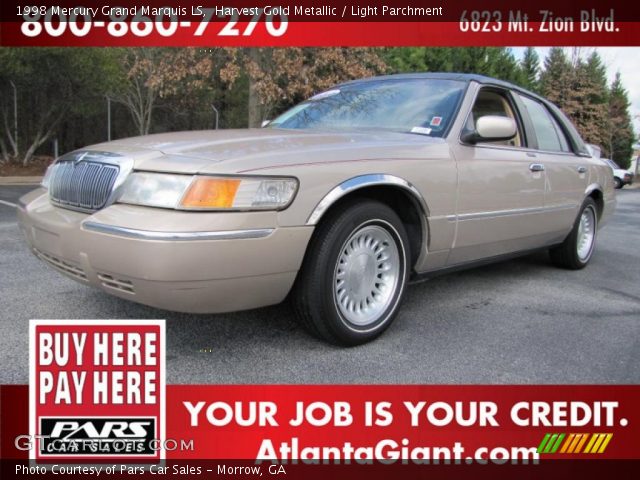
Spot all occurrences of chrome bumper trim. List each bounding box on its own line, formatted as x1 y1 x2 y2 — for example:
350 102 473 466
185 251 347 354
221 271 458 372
82 221 274 241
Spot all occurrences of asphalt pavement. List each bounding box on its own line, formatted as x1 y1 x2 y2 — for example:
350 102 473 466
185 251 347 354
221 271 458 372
1 185 638 384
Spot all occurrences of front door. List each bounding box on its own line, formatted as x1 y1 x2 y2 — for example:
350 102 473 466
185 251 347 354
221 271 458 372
448 88 546 265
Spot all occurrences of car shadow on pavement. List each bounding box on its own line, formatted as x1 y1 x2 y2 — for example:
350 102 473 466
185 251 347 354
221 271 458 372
82 249 555 348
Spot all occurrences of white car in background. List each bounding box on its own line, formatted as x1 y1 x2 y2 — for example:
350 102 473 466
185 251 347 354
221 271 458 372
586 145 634 189
603 159 634 189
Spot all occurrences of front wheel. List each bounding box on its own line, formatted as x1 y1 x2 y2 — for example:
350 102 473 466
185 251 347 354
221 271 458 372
614 177 623 189
292 199 410 346
549 198 598 270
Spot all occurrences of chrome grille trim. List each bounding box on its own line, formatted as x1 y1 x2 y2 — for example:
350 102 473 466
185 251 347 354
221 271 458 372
49 160 119 211
45 150 133 213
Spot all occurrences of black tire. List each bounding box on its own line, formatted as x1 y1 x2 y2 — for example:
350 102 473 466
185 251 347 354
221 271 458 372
614 177 623 189
292 199 410 346
549 197 598 270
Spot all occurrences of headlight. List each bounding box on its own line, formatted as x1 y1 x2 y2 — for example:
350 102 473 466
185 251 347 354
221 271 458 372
118 173 193 209
119 172 298 211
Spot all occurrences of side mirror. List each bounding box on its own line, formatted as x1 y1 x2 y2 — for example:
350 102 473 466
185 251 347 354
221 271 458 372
261 120 271 128
462 115 517 144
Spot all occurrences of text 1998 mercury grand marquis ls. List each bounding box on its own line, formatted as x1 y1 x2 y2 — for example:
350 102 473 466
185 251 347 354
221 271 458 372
18 73 615 345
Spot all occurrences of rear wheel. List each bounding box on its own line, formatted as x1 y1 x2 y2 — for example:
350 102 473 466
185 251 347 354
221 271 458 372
292 199 410 346
549 198 598 270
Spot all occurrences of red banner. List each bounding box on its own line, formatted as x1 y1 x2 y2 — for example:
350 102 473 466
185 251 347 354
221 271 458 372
1 1 639 46
4 384 640 462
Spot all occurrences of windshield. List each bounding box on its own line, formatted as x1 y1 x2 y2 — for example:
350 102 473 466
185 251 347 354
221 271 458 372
269 79 465 137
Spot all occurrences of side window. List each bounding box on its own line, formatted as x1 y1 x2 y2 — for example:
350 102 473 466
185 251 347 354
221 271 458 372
519 95 571 153
465 89 522 147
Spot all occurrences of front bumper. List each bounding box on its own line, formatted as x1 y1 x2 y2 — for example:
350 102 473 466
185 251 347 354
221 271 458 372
17 189 313 313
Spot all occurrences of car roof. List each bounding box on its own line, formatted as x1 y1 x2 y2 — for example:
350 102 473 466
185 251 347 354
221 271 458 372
338 72 546 103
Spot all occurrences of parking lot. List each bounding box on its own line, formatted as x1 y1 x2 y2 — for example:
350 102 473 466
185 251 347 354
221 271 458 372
1 184 639 384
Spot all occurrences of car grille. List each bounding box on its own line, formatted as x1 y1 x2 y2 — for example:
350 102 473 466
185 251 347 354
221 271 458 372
49 160 119 211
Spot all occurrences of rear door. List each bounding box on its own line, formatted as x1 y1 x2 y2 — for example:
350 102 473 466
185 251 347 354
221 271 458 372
516 94 587 239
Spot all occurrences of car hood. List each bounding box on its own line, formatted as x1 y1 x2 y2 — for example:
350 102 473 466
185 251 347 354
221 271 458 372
86 128 445 174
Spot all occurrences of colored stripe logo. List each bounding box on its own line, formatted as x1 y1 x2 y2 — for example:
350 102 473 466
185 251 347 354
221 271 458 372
537 433 613 454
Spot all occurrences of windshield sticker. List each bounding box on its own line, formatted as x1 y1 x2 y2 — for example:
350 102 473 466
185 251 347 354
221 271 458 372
430 116 443 127
310 89 341 101
410 126 432 135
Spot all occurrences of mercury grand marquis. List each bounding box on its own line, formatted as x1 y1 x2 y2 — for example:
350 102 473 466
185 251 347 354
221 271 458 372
17 73 616 345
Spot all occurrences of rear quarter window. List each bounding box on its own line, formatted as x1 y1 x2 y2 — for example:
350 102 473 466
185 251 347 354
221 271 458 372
518 95 572 153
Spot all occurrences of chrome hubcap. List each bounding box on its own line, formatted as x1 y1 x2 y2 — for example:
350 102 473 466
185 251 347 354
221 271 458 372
334 224 400 326
577 206 596 262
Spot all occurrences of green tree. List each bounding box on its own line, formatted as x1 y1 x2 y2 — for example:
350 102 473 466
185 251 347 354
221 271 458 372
384 47 525 85
540 47 573 107
0 48 120 165
607 73 635 168
541 49 611 153
566 52 610 152
520 47 540 92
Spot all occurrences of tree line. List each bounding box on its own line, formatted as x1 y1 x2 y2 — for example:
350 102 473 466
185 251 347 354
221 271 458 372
0 47 636 168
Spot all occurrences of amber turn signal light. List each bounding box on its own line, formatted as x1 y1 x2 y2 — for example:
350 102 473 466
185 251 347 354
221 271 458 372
180 178 241 209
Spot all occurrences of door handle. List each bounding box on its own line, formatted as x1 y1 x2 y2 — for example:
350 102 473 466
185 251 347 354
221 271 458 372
577 166 587 174
529 163 545 172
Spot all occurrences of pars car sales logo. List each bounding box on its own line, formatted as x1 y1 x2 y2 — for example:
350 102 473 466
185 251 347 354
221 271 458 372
29 320 165 461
